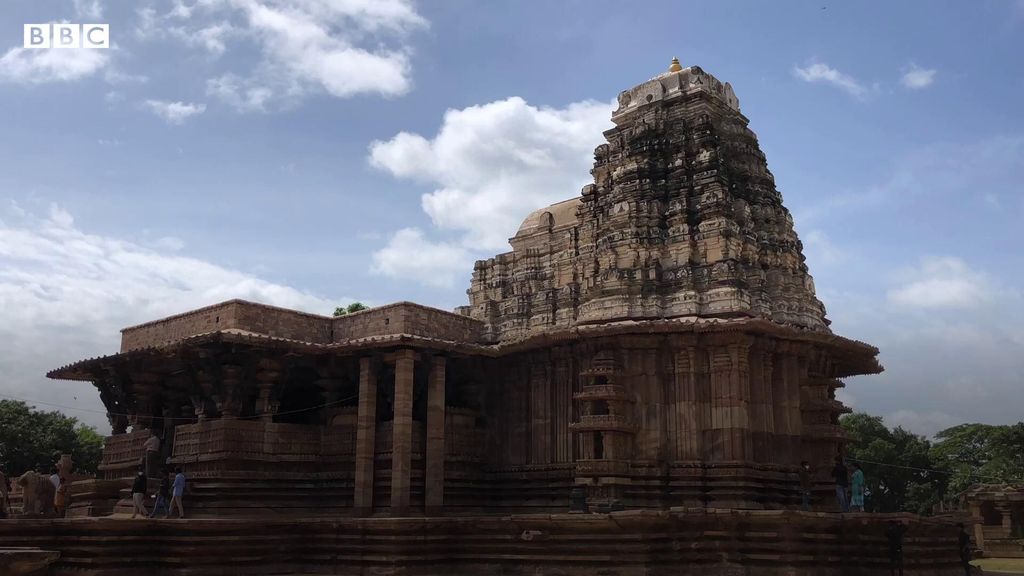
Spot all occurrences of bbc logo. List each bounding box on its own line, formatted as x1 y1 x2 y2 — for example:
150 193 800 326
23 24 109 49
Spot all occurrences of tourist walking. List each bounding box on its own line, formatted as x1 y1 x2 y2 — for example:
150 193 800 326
799 461 813 511
832 456 849 512
149 469 171 518
130 470 148 518
48 467 60 491
957 523 972 576
168 467 186 519
850 462 866 512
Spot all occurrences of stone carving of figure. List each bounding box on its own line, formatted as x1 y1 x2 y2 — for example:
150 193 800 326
17 472 56 515
57 454 74 479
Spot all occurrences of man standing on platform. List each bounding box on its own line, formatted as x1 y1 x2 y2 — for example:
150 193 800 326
143 432 161 478
832 456 849 512
799 461 813 511
169 467 186 519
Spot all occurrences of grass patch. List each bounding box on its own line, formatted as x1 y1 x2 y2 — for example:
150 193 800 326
973 557 1024 573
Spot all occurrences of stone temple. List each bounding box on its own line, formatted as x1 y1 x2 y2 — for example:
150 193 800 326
3 59 968 575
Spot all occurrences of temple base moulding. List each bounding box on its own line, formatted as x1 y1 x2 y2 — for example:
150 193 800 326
0 510 969 576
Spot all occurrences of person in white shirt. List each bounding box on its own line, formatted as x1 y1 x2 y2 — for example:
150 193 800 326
143 433 161 478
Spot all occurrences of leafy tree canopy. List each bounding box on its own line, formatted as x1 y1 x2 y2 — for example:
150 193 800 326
931 422 1024 496
333 302 369 316
840 413 1024 515
840 412 941 514
0 400 104 477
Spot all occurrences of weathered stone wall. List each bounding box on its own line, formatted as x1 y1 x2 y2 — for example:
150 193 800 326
332 302 483 342
119 300 484 351
480 331 849 510
120 300 332 351
0 511 967 575
233 302 332 343
120 301 241 351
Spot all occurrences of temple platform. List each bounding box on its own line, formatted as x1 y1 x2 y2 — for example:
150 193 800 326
0 509 967 575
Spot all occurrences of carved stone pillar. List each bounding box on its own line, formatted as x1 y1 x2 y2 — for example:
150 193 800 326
708 341 751 462
108 412 128 434
218 365 243 419
999 504 1014 535
256 360 282 422
353 357 377 516
391 349 416 516
691 346 711 461
746 345 768 463
131 372 162 431
190 394 207 422
773 346 803 465
425 355 446 513
727 341 752 462
315 377 343 425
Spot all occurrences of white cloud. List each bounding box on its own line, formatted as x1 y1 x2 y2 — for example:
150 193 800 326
885 410 961 438
73 0 104 19
0 203 345 432
802 229 844 266
887 256 997 309
797 135 1024 226
793 62 869 99
144 99 207 124
800 135 1024 436
0 46 110 84
136 0 427 111
152 236 185 251
370 228 472 288
900 63 936 90
104 68 149 85
369 97 613 256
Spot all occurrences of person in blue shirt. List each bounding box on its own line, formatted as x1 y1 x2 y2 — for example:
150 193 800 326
850 462 866 512
169 467 186 519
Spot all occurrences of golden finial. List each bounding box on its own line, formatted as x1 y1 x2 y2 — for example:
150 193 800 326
668 57 682 73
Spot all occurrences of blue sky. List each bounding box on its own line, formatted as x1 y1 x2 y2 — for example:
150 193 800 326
0 0 1022 436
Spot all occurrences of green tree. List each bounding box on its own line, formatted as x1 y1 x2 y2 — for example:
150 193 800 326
0 400 105 476
931 422 1024 497
840 412 944 514
333 302 369 316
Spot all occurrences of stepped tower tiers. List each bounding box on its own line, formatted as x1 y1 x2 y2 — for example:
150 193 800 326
465 60 829 342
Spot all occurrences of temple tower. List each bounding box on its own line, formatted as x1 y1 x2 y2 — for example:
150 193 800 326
467 59 830 340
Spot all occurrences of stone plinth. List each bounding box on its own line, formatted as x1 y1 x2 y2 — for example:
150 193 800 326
0 548 60 576
0 512 966 575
